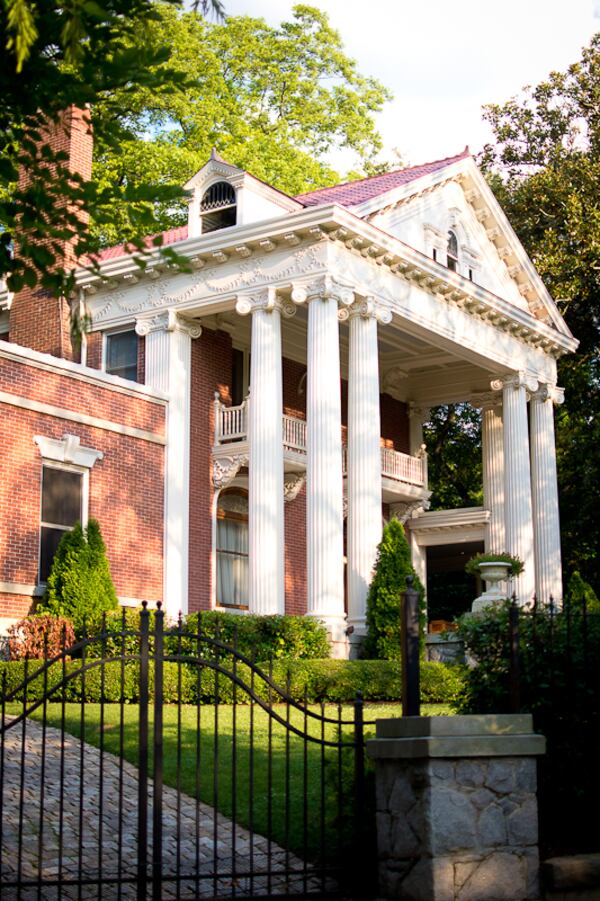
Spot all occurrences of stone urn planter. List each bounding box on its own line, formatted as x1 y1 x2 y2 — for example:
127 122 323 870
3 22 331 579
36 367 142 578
466 553 524 613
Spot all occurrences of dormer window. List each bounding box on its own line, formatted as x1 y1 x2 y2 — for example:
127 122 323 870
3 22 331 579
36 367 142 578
200 181 237 234
447 230 459 272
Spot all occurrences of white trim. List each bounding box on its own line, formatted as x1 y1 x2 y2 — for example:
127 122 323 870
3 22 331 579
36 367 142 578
0 390 166 444
38 460 88 585
117 596 160 608
101 325 139 377
34 434 103 468
0 339 167 404
0 581 42 597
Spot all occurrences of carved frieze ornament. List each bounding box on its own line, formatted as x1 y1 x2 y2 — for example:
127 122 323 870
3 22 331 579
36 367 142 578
389 500 427 524
213 454 249 489
235 287 296 319
135 308 202 338
283 472 306 502
338 295 393 324
530 384 565 406
291 275 354 308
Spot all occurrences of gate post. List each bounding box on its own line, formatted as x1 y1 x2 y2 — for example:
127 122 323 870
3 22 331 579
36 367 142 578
367 715 545 900
137 602 150 901
152 603 165 900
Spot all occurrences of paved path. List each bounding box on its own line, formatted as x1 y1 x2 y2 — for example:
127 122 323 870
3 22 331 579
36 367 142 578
0 718 326 899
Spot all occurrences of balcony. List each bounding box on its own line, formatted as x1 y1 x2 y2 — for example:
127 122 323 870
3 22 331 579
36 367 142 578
213 395 428 498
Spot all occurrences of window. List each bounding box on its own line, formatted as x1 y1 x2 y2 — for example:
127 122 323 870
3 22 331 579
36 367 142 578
39 465 83 582
216 489 248 607
432 248 437 262
201 181 236 234
447 230 459 272
105 330 138 381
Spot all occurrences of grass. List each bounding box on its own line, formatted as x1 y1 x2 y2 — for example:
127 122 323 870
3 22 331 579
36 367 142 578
17 700 452 862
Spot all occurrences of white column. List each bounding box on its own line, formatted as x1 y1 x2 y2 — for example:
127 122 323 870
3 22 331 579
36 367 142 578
408 404 429 456
493 373 537 604
481 397 505 554
344 298 391 638
136 309 201 618
530 384 564 603
292 277 351 649
235 288 285 614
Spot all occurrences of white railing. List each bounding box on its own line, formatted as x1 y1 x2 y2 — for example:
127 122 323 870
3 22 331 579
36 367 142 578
213 394 426 488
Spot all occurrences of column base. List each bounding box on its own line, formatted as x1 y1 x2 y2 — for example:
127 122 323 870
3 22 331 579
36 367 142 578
346 615 367 659
307 611 349 659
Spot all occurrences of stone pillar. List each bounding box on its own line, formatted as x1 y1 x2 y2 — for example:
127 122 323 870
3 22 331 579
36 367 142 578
235 288 287 614
292 277 352 651
493 374 537 604
343 297 391 641
367 715 545 901
530 384 564 604
475 393 505 555
136 309 201 618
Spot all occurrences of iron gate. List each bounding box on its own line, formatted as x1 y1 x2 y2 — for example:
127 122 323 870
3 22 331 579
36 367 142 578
0 604 375 899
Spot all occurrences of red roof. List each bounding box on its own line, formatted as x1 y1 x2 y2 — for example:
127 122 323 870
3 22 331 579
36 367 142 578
92 225 189 262
295 149 470 208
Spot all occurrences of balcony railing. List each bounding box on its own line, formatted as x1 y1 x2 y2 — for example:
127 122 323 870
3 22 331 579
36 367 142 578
214 394 427 488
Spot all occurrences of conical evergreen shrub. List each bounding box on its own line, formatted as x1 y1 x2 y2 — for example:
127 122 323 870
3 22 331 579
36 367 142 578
362 518 425 660
566 571 600 613
39 518 118 635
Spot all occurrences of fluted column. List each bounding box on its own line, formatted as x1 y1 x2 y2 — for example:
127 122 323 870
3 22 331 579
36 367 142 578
474 393 505 554
343 297 391 637
493 373 537 604
292 277 352 649
236 288 290 614
530 384 564 603
136 309 202 618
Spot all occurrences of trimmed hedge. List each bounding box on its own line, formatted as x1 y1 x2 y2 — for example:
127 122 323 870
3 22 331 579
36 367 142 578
0 658 465 706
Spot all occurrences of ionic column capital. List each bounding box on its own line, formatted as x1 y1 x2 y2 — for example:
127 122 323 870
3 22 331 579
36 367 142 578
338 295 392 324
530 383 565 406
491 372 538 394
235 287 295 319
291 275 354 308
135 309 202 338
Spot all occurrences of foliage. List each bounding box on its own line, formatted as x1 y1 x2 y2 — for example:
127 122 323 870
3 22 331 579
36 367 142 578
6 614 75 660
565 570 600 613
464 552 524 577
90 4 392 244
455 599 600 854
480 34 600 595
37 519 118 635
423 404 482 510
363 519 425 660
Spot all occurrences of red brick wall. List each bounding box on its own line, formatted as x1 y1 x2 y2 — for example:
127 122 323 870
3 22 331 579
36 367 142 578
284 484 307 615
0 351 166 619
188 329 233 612
380 392 410 453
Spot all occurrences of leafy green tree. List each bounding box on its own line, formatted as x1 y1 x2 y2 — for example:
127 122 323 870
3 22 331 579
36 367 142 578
423 404 482 511
90 4 392 245
363 519 425 660
38 518 118 635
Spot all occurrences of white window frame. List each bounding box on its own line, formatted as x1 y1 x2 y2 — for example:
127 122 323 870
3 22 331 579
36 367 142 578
38 462 88 585
102 326 139 381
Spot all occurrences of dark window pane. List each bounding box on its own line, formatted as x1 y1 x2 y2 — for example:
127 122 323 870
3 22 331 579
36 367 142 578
232 348 244 406
106 331 138 381
39 526 67 582
201 206 236 233
41 468 82 526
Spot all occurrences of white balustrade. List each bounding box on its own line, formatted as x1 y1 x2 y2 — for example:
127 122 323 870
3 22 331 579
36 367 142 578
283 414 306 454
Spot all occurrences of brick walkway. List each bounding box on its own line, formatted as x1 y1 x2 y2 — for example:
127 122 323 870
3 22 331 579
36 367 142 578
0 718 326 899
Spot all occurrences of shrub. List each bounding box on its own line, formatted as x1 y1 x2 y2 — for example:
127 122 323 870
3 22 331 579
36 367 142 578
7 615 76 660
566 570 600 612
363 519 425 660
37 519 118 635
464 551 524 577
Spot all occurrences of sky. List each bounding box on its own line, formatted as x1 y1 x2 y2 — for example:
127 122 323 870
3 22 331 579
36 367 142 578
222 0 600 171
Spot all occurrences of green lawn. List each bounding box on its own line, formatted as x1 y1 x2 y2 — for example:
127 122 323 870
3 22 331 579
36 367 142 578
19 701 452 860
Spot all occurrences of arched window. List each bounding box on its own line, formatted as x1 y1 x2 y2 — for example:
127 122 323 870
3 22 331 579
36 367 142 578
447 230 459 272
200 181 237 233
216 488 248 607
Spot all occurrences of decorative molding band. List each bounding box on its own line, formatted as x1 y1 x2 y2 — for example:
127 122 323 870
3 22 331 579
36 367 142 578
135 308 202 338
213 454 249 489
235 287 295 319
283 472 305 502
34 434 103 468
530 383 564 406
0 390 166 445
338 296 393 324
291 275 354 307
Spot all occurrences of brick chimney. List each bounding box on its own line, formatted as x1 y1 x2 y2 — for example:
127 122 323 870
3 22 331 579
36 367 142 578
9 106 93 359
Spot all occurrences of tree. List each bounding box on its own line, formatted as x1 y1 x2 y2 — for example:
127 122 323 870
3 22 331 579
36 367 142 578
362 519 425 660
38 518 118 635
423 403 482 511
481 34 600 594
90 4 392 245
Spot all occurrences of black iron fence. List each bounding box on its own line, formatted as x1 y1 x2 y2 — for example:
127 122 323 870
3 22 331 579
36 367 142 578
0 604 379 900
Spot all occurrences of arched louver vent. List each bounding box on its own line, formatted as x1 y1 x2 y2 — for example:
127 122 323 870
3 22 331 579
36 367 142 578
200 181 237 233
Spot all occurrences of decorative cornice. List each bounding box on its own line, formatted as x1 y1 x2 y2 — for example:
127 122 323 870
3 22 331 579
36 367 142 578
283 472 305 502
235 286 295 318
291 275 354 308
34 434 103 468
338 296 392 324
530 383 565 406
135 308 202 338
213 454 248 489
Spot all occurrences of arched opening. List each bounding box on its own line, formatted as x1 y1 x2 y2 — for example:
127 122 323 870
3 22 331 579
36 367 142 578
200 181 237 233
447 229 459 272
216 487 248 607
